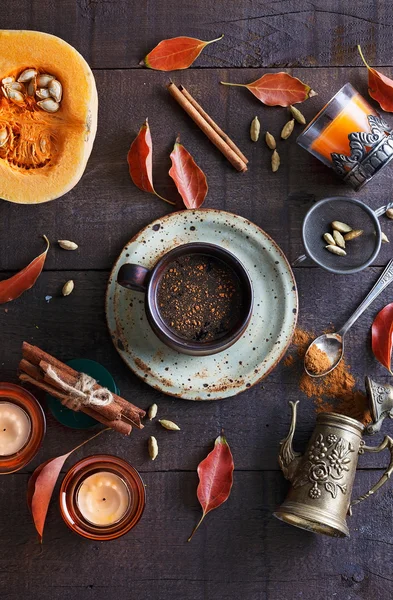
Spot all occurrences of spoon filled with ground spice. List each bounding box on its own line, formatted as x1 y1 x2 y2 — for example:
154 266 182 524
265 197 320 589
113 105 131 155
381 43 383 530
304 258 393 377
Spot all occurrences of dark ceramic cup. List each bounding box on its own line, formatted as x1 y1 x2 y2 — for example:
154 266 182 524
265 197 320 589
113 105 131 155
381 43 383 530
117 242 253 356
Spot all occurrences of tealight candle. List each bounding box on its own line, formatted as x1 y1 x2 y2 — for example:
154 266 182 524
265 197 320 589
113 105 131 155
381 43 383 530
76 471 130 526
0 401 31 456
297 83 393 190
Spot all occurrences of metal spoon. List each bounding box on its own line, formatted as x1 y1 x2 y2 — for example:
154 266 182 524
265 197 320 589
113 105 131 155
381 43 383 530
304 258 393 377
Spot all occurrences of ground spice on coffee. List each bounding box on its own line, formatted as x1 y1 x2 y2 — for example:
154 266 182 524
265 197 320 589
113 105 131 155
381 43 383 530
285 327 371 425
157 254 243 342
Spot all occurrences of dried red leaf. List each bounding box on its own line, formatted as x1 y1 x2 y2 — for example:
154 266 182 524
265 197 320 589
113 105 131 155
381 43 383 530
28 429 107 542
169 137 208 209
127 120 175 205
143 35 223 71
358 45 393 112
188 434 234 541
0 236 49 304
371 303 393 373
221 72 316 107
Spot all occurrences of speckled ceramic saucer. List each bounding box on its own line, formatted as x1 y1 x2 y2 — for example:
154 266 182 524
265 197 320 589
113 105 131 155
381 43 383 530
106 209 298 400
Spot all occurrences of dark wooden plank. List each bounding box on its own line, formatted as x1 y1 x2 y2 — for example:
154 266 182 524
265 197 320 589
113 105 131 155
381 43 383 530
2 1 393 68
0 267 392 473
2 67 393 272
0 471 392 600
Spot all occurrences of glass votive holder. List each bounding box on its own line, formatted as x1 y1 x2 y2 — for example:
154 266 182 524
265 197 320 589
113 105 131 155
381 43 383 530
297 82 393 190
0 383 46 474
59 454 145 540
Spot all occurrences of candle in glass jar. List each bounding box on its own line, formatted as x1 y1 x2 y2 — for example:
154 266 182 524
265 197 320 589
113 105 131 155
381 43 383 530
0 401 31 456
76 471 130 526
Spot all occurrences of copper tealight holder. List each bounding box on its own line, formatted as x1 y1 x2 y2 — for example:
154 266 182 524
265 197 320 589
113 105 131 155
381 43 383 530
0 383 46 474
59 454 145 540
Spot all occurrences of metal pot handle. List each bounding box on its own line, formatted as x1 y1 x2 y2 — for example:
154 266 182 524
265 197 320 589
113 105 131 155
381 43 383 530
351 435 393 507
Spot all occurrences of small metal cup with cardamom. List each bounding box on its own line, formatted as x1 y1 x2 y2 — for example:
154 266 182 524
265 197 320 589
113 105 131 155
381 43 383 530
274 401 393 537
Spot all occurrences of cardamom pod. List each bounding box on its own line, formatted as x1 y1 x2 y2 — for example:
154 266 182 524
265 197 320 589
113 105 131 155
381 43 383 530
331 221 352 233
148 436 158 460
148 403 158 420
159 419 180 431
281 119 294 140
265 131 276 150
271 149 280 172
62 280 74 296
343 229 363 241
323 233 336 245
382 232 390 243
332 230 346 249
250 116 260 142
289 105 306 125
386 208 393 219
325 245 346 256
58 240 78 251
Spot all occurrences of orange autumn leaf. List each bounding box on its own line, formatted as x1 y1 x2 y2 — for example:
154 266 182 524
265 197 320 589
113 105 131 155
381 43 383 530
188 434 234 541
358 45 393 112
169 137 208 209
27 429 108 542
127 120 174 205
221 72 316 107
371 303 393 373
0 235 49 304
142 35 223 71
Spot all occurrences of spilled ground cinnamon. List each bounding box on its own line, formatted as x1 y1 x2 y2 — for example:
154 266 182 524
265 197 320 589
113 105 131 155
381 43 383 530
285 328 371 425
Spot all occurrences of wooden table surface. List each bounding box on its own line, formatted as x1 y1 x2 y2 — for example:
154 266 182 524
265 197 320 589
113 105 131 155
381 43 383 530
2 2 393 599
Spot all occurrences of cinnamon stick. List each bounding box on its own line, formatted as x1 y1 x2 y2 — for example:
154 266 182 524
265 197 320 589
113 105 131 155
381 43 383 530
18 373 132 435
22 343 145 427
178 85 248 165
167 82 248 172
39 360 122 422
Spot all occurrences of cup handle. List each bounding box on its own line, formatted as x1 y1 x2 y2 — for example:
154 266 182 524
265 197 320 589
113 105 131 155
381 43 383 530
350 435 393 507
117 263 151 293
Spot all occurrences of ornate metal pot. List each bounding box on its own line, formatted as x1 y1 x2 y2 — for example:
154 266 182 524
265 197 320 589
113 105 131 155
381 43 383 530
274 402 393 537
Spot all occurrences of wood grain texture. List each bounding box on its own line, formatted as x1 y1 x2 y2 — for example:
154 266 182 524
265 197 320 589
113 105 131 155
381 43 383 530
1 67 393 272
2 1 393 68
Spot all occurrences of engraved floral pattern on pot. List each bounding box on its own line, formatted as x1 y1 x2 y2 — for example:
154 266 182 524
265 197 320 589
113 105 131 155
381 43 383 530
292 433 355 500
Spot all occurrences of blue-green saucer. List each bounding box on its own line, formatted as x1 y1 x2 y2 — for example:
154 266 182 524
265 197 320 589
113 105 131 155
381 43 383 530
46 359 119 429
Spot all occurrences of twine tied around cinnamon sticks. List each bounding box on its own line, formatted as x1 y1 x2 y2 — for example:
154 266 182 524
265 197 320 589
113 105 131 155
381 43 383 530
18 342 146 436
46 366 113 412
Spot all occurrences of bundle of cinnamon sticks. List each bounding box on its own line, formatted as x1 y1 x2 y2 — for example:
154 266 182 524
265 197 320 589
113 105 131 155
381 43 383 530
167 82 248 172
18 342 145 435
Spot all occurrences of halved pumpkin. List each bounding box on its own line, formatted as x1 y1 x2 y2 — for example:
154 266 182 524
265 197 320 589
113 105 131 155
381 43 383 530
0 30 98 204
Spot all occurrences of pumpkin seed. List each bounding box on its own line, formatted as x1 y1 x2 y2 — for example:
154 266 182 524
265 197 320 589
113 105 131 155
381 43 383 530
271 149 280 172
58 240 78 251
27 77 36 97
148 403 158 420
49 79 62 103
17 68 37 83
159 419 180 431
8 82 25 92
332 230 346 249
386 208 393 219
326 245 346 256
250 116 260 142
0 128 8 148
37 98 59 113
148 436 158 460
265 131 276 150
36 88 51 100
62 280 74 296
8 89 25 105
331 221 352 233
2 76 14 85
289 105 306 125
323 233 336 245
343 229 363 241
36 73 54 87
382 232 390 243
1 86 9 99
281 119 295 140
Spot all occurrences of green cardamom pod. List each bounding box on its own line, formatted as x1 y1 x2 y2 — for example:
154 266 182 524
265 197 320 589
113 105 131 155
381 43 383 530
250 116 260 142
289 105 306 125
281 119 295 140
271 149 280 172
265 131 276 150
159 419 180 431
